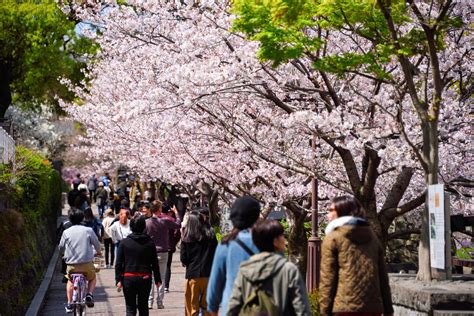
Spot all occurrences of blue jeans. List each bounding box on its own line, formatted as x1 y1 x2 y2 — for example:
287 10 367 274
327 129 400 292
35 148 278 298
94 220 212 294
115 242 121 259
98 204 107 218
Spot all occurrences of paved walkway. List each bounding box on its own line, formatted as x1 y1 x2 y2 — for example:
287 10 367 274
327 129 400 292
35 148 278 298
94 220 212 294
40 205 186 315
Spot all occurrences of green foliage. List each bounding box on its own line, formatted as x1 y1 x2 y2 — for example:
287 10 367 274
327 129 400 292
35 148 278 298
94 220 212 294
232 0 322 67
0 0 97 115
456 247 474 260
213 226 223 242
0 146 62 217
313 51 393 80
231 0 466 78
280 218 312 239
308 289 320 315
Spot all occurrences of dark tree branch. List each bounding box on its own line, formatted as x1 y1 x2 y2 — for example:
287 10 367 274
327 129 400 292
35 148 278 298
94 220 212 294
388 229 420 240
381 167 415 212
381 192 426 223
361 146 381 199
334 146 363 198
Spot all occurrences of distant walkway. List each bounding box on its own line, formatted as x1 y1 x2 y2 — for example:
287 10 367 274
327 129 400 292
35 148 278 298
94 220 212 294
40 205 186 315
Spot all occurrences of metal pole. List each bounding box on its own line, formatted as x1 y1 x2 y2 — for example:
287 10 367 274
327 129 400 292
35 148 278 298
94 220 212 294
306 136 321 293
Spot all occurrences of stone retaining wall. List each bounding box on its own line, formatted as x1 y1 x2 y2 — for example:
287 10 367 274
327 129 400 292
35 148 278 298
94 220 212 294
390 274 474 315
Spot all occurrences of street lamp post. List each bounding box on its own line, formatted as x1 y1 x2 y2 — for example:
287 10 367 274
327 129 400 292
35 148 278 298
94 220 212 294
306 137 321 293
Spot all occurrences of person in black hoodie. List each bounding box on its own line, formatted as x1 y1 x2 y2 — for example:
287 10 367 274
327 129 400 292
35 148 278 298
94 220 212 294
115 215 161 316
67 181 81 208
180 209 218 316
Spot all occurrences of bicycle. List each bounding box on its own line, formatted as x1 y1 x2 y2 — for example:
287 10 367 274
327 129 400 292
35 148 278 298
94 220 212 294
70 273 87 316
67 257 101 314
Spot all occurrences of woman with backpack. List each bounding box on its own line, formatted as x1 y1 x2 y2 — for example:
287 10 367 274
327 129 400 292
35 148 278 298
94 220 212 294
227 219 311 315
206 196 261 316
319 196 393 316
180 209 218 315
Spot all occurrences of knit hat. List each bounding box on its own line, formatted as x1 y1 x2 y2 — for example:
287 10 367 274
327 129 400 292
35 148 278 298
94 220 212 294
229 196 261 229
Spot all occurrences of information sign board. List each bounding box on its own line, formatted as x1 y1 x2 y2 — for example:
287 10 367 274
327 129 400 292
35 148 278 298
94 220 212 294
428 184 445 269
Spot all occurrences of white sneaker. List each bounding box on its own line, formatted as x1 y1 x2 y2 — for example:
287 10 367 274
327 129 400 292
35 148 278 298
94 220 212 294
65 303 73 313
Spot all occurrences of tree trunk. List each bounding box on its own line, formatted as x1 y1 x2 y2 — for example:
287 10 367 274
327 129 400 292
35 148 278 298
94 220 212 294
417 120 439 282
361 192 387 247
283 202 308 274
208 190 220 226
0 62 12 119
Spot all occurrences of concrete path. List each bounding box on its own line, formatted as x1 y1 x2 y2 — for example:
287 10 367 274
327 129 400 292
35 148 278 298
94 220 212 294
40 205 186 315
40 252 186 315
40 253 186 315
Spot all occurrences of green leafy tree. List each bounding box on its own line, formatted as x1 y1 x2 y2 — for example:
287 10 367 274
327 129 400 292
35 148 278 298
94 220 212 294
232 0 471 281
0 0 96 118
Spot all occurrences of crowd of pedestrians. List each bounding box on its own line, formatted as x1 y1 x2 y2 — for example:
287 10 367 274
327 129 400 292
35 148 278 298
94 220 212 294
58 173 394 316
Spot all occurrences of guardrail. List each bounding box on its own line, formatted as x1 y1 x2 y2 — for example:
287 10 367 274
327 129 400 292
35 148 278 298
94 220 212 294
0 126 15 163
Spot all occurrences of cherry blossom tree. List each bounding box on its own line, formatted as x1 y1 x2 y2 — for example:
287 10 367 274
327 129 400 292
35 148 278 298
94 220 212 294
232 0 473 280
60 0 472 273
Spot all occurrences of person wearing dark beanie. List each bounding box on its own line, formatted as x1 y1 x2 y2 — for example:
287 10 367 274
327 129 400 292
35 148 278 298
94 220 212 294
229 195 261 230
206 196 261 316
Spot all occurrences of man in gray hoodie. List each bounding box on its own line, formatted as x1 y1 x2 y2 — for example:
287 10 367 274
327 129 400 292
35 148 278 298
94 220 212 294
59 208 102 313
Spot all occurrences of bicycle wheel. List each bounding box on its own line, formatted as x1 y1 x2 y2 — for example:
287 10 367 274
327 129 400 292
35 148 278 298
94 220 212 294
79 304 85 316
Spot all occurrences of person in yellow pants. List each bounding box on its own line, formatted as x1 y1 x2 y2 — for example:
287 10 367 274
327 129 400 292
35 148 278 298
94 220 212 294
181 209 218 315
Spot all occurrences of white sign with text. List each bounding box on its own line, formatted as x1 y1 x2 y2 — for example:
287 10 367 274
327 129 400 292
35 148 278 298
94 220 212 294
428 184 445 269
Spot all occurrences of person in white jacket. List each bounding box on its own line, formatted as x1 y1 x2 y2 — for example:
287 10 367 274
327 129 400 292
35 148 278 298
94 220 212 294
102 208 116 268
109 208 132 258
